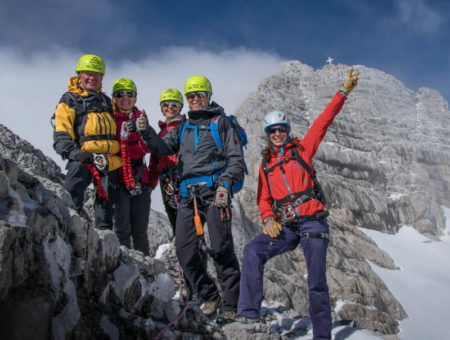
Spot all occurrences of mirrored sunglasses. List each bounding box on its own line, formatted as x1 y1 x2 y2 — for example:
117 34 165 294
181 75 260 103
161 101 182 108
115 91 136 98
268 126 288 134
186 91 208 99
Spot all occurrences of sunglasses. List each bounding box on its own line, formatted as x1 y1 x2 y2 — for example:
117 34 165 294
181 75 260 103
186 91 208 99
115 91 136 98
161 101 182 108
267 126 288 134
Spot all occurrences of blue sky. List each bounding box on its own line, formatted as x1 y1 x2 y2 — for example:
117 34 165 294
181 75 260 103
2 0 449 101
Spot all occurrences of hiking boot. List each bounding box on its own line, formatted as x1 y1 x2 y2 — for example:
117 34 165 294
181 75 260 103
201 298 219 318
235 315 260 324
216 311 236 324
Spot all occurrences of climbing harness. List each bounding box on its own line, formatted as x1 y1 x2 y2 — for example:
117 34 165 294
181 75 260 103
262 145 328 223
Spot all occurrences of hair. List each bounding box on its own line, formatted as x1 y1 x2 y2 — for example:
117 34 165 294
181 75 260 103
261 136 304 161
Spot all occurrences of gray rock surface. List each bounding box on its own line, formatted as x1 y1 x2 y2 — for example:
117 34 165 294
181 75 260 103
0 124 223 339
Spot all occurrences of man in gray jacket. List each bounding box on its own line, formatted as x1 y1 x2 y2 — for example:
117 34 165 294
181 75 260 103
135 75 244 323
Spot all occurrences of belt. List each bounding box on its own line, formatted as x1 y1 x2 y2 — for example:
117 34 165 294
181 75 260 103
179 173 220 198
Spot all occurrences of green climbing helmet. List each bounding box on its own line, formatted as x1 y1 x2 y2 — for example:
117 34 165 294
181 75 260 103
112 78 137 96
184 75 212 95
75 54 105 75
159 88 184 106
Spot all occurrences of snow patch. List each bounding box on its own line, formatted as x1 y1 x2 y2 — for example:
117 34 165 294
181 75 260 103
155 243 171 259
361 217 450 340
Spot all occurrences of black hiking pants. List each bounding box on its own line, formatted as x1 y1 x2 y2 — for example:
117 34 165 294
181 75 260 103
64 160 118 230
175 186 241 312
113 185 151 256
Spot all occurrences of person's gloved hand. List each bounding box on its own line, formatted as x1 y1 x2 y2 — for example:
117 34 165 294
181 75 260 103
126 119 137 133
74 151 93 163
340 67 360 95
214 185 229 207
263 216 282 238
137 110 148 132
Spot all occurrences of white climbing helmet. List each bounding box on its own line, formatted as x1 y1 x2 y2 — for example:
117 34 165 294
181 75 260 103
264 111 290 134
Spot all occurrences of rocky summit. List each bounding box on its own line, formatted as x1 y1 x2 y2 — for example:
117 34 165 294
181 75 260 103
0 61 448 339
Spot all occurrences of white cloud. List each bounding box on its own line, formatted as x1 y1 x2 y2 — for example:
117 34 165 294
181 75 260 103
0 46 282 211
396 0 444 34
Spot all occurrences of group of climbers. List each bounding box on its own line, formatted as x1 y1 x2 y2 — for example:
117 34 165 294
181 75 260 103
52 53 359 339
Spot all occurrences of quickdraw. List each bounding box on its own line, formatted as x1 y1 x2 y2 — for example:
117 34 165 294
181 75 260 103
83 163 109 200
120 138 135 191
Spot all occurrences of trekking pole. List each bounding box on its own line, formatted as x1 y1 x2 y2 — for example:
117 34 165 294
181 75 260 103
193 195 203 236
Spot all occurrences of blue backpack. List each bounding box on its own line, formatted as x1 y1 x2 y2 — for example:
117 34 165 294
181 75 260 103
179 114 248 194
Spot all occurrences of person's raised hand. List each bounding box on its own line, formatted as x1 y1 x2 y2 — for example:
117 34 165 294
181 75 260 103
137 110 148 132
341 67 360 95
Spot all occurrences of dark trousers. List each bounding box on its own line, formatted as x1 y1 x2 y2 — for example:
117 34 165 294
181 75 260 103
175 187 241 312
237 219 331 339
64 160 118 230
113 186 151 255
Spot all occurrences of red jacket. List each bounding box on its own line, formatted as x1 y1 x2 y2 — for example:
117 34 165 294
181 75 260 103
257 92 347 222
148 115 185 189
115 108 150 185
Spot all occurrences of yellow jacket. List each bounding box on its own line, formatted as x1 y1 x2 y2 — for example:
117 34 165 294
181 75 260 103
53 76 121 171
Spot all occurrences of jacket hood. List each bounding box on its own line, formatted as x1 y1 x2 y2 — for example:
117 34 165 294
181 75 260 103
68 76 103 96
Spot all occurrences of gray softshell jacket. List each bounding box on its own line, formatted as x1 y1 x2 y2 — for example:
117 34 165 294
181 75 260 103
139 101 244 189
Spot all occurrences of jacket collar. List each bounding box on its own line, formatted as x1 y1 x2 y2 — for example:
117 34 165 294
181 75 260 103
158 114 185 129
270 137 300 157
187 101 225 120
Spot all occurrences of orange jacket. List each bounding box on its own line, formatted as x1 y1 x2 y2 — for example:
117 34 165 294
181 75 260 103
257 92 347 222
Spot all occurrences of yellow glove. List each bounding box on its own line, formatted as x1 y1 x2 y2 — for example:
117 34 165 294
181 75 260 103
263 217 282 238
340 67 360 95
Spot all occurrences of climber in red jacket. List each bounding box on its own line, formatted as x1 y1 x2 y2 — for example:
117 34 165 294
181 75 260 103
112 78 151 256
148 88 186 234
237 68 359 340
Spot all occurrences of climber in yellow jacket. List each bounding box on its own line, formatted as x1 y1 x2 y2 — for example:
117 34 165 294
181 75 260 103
53 54 121 229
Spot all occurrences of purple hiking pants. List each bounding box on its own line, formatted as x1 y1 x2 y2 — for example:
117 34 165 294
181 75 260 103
237 219 331 340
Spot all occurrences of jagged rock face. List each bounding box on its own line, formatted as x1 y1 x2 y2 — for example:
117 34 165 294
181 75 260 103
0 125 223 339
230 61 449 334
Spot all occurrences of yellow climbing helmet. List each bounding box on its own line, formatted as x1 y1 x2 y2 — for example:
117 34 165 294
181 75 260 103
184 75 212 95
159 88 184 106
75 54 105 75
112 78 137 96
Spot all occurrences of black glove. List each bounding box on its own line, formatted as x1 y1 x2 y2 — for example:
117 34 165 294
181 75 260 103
74 151 93 163
126 119 137 133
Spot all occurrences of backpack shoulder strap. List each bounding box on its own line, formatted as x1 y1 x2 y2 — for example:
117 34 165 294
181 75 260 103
65 92 86 116
179 120 190 145
262 157 269 182
289 146 315 179
51 92 86 129
210 115 223 149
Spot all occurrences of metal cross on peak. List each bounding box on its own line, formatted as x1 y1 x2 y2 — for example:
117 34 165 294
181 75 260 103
326 57 334 65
